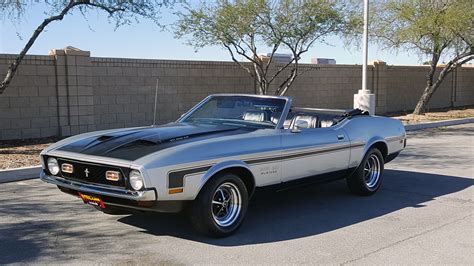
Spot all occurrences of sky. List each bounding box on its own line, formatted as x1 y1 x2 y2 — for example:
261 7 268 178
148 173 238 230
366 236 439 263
0 2 423 65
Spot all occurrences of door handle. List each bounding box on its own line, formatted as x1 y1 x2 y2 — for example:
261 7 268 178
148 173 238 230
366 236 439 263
337 135 345 141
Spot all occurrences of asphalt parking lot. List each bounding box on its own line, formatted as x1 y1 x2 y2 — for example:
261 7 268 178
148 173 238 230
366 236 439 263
0 124 473 264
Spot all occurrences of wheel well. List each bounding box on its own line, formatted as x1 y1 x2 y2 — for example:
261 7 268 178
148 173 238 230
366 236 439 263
210 167 256 197
370 141 388 160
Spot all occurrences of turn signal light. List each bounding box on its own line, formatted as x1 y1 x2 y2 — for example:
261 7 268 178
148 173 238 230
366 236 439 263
106 171 120 181
61 163 74 174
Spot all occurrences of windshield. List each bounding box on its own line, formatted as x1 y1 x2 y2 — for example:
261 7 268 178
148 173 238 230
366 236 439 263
181 96 287 129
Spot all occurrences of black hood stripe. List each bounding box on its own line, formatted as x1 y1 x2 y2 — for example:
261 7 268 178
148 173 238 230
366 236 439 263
58 123 257 161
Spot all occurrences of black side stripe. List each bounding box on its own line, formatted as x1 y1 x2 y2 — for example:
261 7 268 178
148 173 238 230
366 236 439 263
168 166 212 189
167 143 366 189
244 144 356 164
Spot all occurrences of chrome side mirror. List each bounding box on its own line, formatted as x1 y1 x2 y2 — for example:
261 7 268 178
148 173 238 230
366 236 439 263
291 119 308 133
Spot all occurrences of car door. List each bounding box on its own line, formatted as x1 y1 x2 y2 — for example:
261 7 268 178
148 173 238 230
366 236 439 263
280 126 350 182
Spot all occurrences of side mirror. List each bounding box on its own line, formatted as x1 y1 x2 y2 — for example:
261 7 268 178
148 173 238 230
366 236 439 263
291 119 308 133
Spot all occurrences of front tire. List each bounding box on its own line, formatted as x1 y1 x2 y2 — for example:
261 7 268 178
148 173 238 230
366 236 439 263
190 173 249 237
346 147 384 196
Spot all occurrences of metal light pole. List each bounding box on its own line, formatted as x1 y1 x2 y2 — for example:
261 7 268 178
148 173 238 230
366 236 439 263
362 0 369 92
354 0 376 114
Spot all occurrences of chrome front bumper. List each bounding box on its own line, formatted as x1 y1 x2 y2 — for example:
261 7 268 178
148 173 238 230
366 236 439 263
40 171 157 201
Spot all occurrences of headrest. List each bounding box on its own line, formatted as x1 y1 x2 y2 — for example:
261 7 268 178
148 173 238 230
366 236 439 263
243 111 268 122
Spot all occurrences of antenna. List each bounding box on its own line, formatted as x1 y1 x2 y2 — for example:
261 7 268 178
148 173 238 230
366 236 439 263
152 78 159 126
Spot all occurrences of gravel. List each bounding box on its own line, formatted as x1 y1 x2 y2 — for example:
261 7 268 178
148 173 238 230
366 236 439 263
0 138 60 170
391 106 474 124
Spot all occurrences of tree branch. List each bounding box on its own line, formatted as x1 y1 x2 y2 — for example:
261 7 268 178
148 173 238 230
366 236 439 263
0 0 132 95
223 44 254 78
83 1 125 14
267 57 295 85
0 0 79 94
433 50 473 89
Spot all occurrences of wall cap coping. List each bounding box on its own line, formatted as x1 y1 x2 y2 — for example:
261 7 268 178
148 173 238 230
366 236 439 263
49 46 90 57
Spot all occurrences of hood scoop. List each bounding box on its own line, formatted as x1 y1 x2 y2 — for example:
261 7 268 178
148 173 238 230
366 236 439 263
102 138 161 154
97 135 114 142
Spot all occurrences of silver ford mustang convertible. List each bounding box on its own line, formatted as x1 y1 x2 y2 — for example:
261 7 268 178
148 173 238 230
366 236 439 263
40 94 406 237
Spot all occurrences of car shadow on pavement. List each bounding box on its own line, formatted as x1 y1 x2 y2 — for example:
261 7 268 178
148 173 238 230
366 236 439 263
118 169 473 246
0 184 116 264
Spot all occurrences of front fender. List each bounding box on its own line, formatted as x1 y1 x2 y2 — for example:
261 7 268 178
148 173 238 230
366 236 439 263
199 160 254 192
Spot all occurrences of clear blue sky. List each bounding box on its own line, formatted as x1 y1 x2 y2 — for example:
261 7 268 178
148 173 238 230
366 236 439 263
0 3 422 65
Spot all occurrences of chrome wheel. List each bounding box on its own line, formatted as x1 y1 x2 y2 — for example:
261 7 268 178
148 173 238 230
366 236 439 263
363 154 381 188
211 182 242 227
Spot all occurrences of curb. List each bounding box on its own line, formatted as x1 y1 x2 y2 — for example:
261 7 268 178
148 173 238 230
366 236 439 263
0 166 42 184
404 117 474 131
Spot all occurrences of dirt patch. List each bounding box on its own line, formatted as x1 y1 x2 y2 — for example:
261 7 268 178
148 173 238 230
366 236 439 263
389 106 474 124
0 137 61 170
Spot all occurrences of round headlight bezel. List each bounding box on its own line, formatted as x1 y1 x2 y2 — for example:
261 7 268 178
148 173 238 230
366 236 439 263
47 157 60 175
129 170 144 191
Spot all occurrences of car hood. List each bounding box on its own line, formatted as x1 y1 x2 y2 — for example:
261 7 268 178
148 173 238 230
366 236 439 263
57 123 256 161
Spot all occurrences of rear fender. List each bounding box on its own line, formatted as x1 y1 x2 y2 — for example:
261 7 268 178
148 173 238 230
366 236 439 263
365 136 388 155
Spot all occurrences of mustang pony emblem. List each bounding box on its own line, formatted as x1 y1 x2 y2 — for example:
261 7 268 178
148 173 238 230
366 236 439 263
84 168 90 177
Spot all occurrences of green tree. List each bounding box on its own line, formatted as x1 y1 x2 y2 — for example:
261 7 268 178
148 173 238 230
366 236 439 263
0 0 174 95
175 0 355 96
368 0 473 115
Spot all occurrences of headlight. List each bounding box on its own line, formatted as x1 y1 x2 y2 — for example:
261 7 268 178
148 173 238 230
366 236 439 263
129 170 144 190
47 158 60 175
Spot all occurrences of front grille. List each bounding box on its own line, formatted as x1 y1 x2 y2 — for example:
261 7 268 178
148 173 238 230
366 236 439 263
56 158 128 188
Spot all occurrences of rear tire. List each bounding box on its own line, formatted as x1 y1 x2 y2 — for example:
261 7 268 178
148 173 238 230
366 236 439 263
190 173 249 237
346 147 384 196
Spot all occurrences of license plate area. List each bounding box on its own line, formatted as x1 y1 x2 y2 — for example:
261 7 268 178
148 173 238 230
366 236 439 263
79 192 105 209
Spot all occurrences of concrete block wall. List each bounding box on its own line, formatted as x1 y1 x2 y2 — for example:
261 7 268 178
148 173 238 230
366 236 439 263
0 48 473 140
90 58 254 128
279 64 373 110
49 48 96 136
383 65 454 113
454 67 474 107
0 54 59 140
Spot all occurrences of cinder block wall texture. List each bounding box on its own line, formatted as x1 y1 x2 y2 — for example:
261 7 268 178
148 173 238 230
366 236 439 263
0 48 473 140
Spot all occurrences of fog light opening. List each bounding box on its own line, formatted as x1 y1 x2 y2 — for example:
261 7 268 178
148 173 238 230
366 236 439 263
106 171 121 181
61 163 74 174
